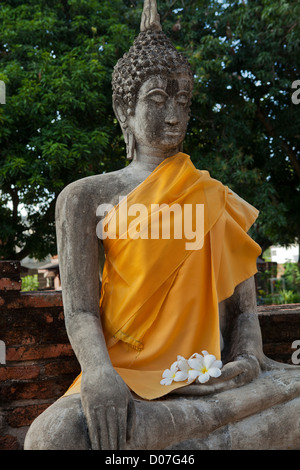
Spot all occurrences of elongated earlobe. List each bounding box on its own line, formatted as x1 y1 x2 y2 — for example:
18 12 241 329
113 99 136 161
125 131 136 161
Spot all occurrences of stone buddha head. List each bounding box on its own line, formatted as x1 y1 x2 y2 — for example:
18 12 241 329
112 0 194 160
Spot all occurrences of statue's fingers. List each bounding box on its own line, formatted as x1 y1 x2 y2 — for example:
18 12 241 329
88 404 129 450
170 360 250 397
85 405 103 450
105 406 119 449
171 374 244 397
218 360 245 380
126 399 136 442
116 407 128 450
91 404 118 450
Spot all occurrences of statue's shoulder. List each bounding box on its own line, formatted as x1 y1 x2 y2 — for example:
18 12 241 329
56 167 132 209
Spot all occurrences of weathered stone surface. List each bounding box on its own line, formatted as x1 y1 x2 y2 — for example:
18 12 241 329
24 0 300 451
24 367 300 450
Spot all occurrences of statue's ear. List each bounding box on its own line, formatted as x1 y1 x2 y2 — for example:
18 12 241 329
113 97 136 161
113 98 128 128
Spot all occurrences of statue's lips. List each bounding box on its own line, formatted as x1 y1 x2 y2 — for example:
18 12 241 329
164 130 183 136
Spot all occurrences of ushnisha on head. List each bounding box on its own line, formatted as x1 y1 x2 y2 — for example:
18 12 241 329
112 0 194 159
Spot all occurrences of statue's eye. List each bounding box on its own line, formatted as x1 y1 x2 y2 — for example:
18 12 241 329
176 92 189 105
147 89 168 104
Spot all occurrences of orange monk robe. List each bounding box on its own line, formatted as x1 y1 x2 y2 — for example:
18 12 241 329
64 153 261 400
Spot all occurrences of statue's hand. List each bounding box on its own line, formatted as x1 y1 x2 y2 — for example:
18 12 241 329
80 365 135 450
171 354 261 397
213 354 260 386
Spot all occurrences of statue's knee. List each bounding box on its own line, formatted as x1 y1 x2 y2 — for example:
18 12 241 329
24 408 48 450
24 394 90 450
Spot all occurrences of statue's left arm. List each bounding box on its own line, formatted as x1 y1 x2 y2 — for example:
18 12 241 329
171 276 264 396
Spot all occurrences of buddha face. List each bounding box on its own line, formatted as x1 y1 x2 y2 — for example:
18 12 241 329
127 74 192 154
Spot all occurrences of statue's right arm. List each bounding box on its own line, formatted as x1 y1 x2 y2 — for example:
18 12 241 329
55 182 135 450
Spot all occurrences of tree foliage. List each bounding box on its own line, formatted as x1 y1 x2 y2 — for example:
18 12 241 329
0 0 299 260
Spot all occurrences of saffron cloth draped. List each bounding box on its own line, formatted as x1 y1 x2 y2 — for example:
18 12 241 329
64 153 261 400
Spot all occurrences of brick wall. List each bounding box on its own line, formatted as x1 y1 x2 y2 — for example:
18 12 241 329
258 303 300 364
0 260 299 450
0 261 80 450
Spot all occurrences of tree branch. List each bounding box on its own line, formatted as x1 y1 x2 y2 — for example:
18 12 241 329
161 0 180 22
8 186 19 226
255 106 300 180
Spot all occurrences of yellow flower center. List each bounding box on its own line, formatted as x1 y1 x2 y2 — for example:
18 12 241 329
201 367 208 374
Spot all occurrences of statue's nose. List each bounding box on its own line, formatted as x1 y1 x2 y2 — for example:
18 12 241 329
165 100 180 125
165 115 180 125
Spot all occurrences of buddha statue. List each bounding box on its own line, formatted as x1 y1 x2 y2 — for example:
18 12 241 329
25 0 300 450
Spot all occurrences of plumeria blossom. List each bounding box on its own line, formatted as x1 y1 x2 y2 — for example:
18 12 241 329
160 351 222 386
188 352 222 384
160 361 185 385
174 355 198 384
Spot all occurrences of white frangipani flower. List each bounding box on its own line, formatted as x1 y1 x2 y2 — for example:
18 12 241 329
160 361 178 385
161 352 223 386
176 355 198 383
160 360 187 385
188 353 222 384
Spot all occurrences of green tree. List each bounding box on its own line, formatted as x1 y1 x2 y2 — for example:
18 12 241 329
282 262 300 292
1 0 300 260
164 0 300 255
0 0 137 259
